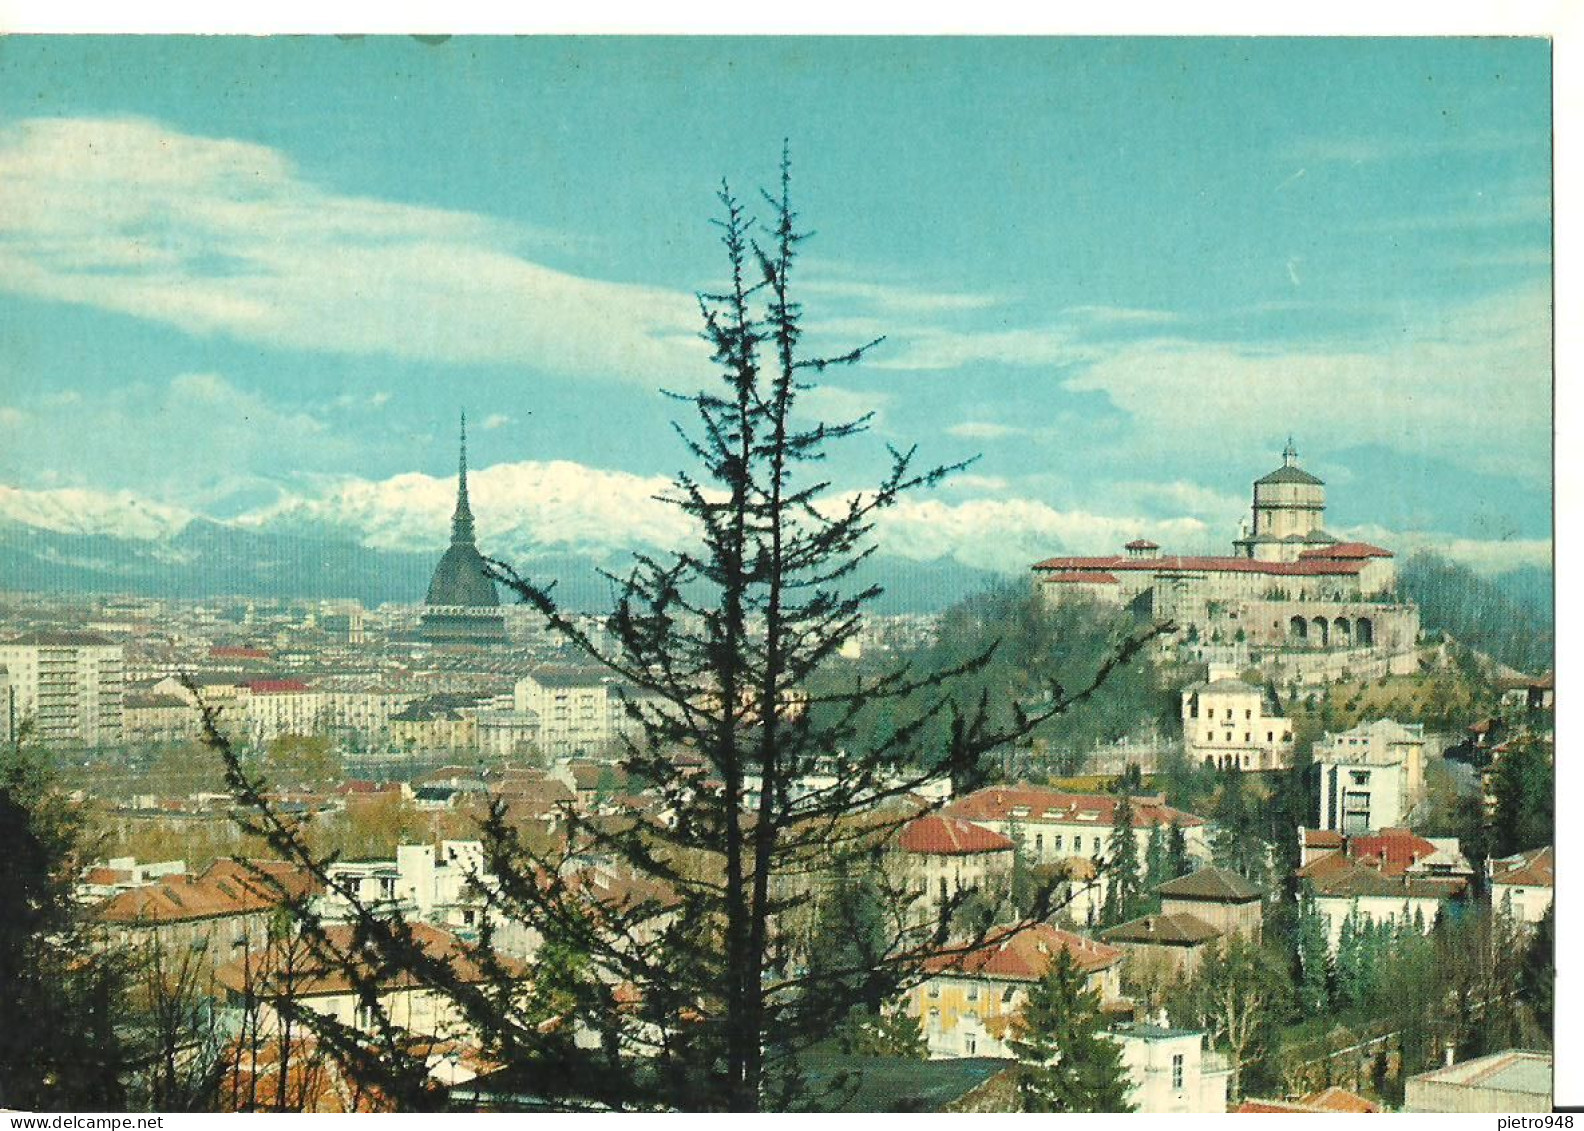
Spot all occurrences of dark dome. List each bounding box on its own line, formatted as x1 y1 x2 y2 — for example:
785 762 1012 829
1255 464 1324 486
425 542 500 608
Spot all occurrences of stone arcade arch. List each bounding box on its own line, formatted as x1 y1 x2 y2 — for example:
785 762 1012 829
1290 615 1309 642
1356 617 1374 646
1313 616 1330 647
1333 616 1352 647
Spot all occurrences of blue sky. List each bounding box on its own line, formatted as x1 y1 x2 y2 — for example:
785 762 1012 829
0 36 1553 574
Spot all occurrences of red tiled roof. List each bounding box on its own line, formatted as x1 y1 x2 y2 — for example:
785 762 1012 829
1297 542 1393 561
1038 571 1120 585
1031 554 1364 578
1491 846 1554 888
1299 1086 1380 1113
945 784 1206 829
1344 829 1438 875
1303 829 1344 849
923 923 1121 981
215 922 516 997
83 867 133 886
96 858 315 924
899 814 1015 856
1236 1099 1321 1113
248 679 309 694
210 646 272 660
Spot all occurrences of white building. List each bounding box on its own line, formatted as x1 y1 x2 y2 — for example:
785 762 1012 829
0 631 124 746
898 813 1015 917
513 669 651 758
1316 718 1426 833
1181 665 1293 770
1110 1021 1231 1114
243 681 420 748
944 785 1211 872
1489 846 1553 927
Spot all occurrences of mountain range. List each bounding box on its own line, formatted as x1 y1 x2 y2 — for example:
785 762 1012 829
0 513 1003 614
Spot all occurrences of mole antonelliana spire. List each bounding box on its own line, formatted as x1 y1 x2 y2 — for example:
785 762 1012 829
418 411 507 645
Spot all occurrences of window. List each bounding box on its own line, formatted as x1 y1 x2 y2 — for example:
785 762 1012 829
927 983 941 999
967 985 979 1002
1172 1053 1184 1091
1074 836 1084 853
965 1034 978 1055
1245 709 1252 719
1034 834 1043 853
1244 733 1250 743
355 1002 377 1031
1206 730 1213 741
928 1007 940 1023
1053 835 1063 851
1267 731 1274 742
1003 986 1017 1004
1225 732 1233 743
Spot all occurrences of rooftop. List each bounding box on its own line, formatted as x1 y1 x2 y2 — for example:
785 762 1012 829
899 814 1015 856
1156 865 1263 902
944 784 1205 830
922 923 1122 981
1099 911 1221 947
1409 1049 1551 1098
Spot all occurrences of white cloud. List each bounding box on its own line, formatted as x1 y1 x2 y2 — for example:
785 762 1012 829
1339 524 1552 576
871 496 1210 574
794 384 890 427
800 277 1001 315
1062 284 1551 484
0 116 703 382
481 413 512 430
0 372 347 500
946 421 1026 440
870 326 1092 371
0 407 27 428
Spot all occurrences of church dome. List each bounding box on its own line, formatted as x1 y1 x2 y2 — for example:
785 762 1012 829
425 541 499 607
420 412 505 630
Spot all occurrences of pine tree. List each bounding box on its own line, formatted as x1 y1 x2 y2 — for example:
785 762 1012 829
1293 882 1331 1015
1142 823 1168 911
0 740 131 1110
1519 904 1554 1034
1009 947 1134 1112
1166 818 1192 879
1101 793 1143 926
202 153 1164 1113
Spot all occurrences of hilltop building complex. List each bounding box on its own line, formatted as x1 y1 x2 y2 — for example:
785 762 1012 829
1032 442 1420 680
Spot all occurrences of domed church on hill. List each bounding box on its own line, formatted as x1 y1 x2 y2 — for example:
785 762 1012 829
418 413 508 646
1032 441 1420 663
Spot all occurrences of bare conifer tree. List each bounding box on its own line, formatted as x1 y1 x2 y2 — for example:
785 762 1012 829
201 150 1162 1113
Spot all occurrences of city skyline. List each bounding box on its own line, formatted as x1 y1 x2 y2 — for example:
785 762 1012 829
0 37 1553 577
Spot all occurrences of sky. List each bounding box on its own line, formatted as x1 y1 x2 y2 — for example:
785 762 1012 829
0 36 1554 575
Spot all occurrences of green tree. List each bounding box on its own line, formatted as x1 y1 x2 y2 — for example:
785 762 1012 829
829 1005 926 1059
0 741 131 1110
264 733 341 791
1009 947 1134 1112
1209 768 1269 884
1489 737 1553 857
1519 904 1554 1036
205 156 1160 1113
1101 793 1144 926
1166 818 1192 879
1293 882 1331 1015
1142 823 1168 911
1169 935 1290 1100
